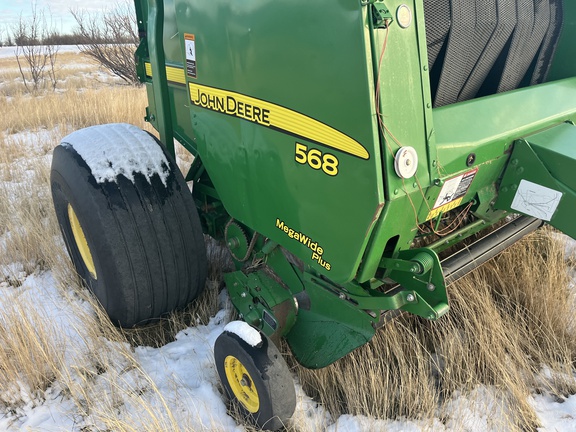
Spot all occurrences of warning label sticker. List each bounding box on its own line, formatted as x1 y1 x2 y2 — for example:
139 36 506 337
427 168 478 220
511 179 562 221
184 34 197 78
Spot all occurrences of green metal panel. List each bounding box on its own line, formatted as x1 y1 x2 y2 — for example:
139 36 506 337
285 272 376 369
433 78 576 176
372 0 434 196
548 1 576 81
136 0 199 155
356 0 435 282
147 0 174 152
496 123 576 239
173 0 383 283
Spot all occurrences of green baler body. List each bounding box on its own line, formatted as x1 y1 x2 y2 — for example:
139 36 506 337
134 0 576 367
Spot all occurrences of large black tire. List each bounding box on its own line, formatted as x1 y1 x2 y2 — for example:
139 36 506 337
50 124 207 327
214 324 296 430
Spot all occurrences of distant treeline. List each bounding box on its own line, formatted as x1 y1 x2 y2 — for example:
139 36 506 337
0 33 134 47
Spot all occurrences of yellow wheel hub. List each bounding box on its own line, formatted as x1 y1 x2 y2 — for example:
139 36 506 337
68 204 97 280
224 355 260 413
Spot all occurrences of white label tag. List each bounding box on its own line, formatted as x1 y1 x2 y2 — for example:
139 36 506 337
510 180 562 221
184 34 197 78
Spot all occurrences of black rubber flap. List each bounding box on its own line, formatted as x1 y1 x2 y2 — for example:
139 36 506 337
424 0 564 107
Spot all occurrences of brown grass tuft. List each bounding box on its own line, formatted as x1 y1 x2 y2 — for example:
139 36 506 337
0 298 64 409
293 228 576 430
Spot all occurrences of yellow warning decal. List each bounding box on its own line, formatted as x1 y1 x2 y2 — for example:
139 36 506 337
426 198 464 220
189 82 370 160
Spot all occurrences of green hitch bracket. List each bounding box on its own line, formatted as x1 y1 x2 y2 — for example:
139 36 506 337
302 248 448 321
225 270 298 341
381 251 434 275
378 248 449 320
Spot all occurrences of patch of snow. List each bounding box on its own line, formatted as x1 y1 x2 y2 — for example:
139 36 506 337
4 128 61 156
441 386 515 431
224 320 263 347
531 393 576 431
0 45 81 59
327 415 446 432
0 262 26 281
135 310 245 431
61 123 170 186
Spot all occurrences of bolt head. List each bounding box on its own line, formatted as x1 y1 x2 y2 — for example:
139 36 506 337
406 294 415 303
427 283 436 292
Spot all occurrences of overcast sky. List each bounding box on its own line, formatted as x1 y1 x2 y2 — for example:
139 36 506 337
1 0 119 36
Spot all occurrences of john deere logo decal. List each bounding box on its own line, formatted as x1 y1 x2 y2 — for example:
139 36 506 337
189 82 369 160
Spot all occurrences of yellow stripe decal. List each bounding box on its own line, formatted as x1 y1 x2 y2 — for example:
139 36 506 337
144 62 369 159
188 82 369 159
426 198 463 221
145 63 186 85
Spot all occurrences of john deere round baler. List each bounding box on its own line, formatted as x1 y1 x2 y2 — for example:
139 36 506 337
51 0 576 429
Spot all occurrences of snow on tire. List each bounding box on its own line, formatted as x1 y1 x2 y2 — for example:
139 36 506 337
50 123 207 327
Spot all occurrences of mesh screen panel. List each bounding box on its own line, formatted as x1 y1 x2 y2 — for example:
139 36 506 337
423 0 564 107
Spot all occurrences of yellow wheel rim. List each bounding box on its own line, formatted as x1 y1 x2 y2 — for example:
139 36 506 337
224 355 260 413
68 204 97 280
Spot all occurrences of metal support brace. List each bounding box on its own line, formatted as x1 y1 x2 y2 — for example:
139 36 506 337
148 0 175 155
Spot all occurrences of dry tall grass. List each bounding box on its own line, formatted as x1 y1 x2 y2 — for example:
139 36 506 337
0 51 191 430
1 86 149 134
293 228 576 430
1 48 576 431
0 298 64 409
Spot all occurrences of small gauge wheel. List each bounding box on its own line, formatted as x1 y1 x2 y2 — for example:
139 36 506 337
214 325 296 430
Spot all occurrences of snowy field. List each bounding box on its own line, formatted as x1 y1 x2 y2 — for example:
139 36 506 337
2 46 576 431
0 45 82 59
2 224 576 431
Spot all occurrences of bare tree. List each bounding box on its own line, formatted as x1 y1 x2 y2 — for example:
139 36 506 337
71 2 140 85
12 4 59 93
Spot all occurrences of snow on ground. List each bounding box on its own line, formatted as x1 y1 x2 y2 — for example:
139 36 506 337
0 46 81 59
0 270 311 431
1 209 576 431
532 393 576 430
3 266 576 431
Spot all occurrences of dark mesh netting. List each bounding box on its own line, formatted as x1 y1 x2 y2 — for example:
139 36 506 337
424 0 564 107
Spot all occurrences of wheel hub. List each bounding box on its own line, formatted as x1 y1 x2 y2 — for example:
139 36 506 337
224 355 260 413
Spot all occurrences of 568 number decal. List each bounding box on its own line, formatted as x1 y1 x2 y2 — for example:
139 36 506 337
295 143 339 176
